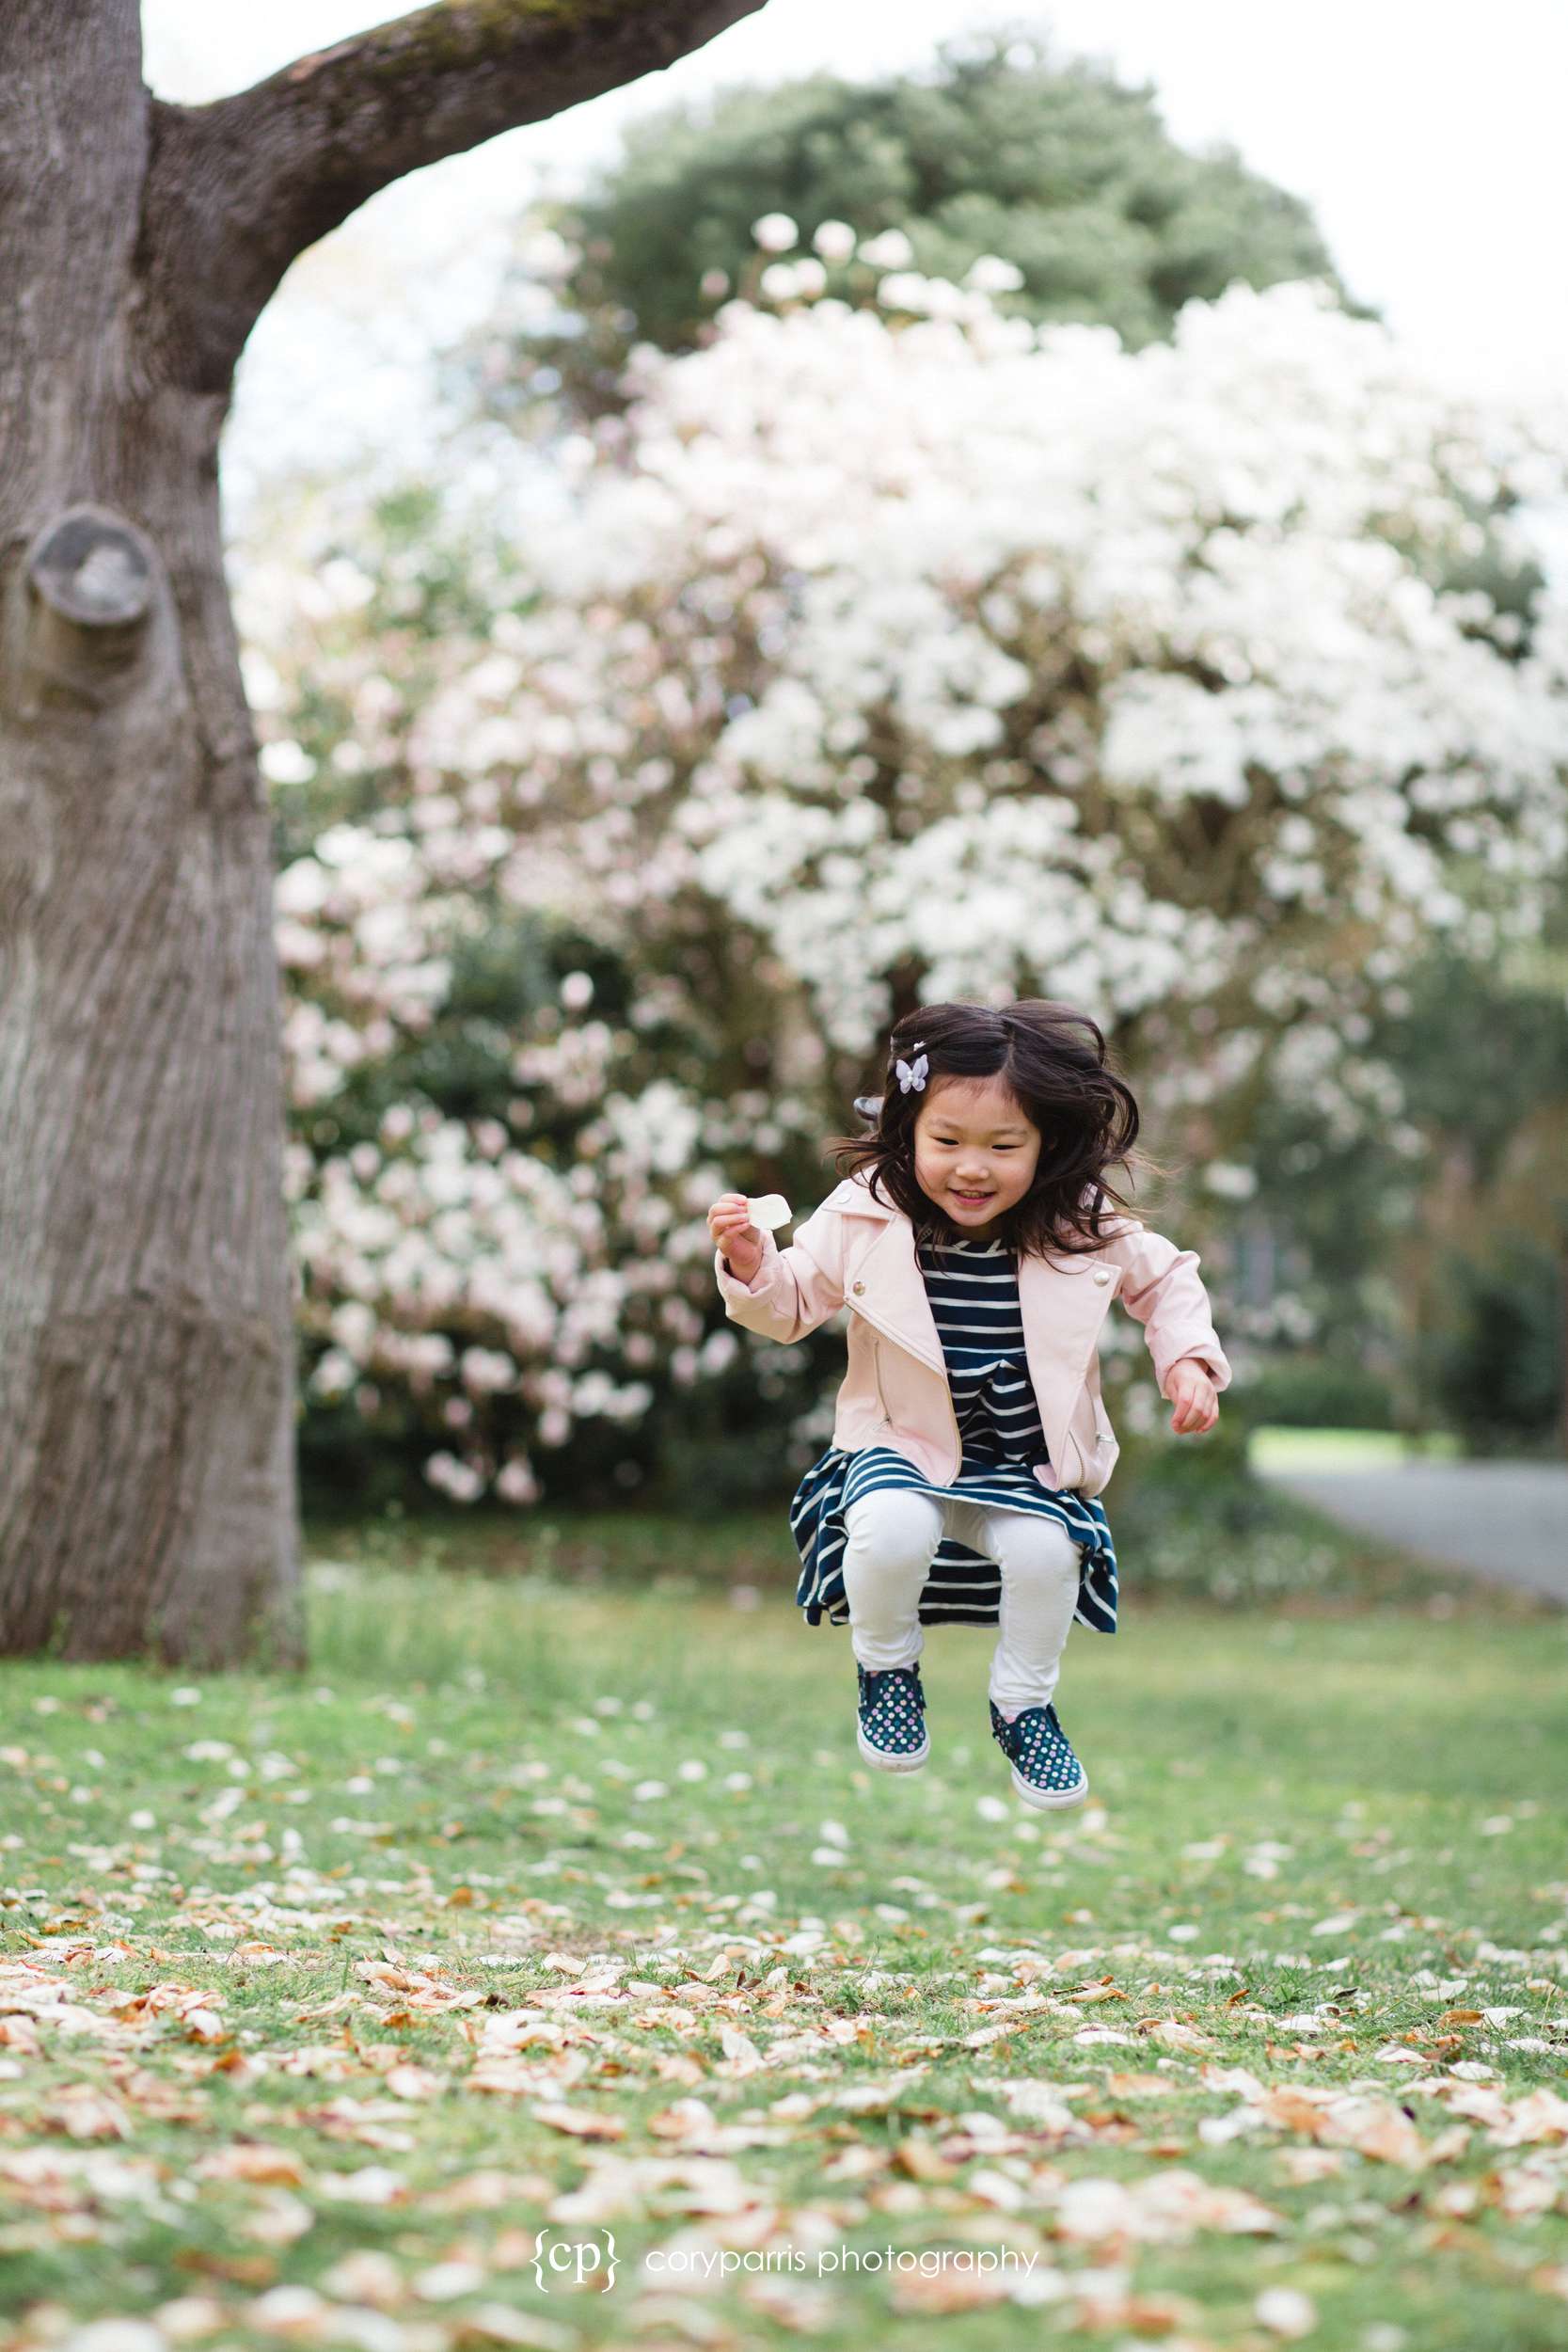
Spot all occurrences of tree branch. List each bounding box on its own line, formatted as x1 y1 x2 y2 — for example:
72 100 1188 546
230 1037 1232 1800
140 0 769 389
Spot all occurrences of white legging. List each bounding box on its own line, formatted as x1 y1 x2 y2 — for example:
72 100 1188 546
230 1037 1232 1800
841 1486 1081 1719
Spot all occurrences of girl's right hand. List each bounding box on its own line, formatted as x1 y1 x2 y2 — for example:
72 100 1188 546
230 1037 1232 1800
707 1193 765 1283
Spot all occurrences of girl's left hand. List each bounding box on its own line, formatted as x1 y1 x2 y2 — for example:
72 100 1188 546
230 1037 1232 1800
1166 1361 1219 1436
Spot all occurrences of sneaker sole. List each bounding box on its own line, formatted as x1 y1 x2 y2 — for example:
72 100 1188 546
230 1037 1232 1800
1008 1763 1088 1810
857 1724 930 1771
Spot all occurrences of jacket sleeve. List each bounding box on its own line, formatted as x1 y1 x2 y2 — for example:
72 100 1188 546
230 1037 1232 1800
712 1198 848 1346
1103 1220 1233 1399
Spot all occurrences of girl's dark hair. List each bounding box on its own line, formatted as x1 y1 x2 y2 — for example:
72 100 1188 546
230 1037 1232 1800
820 999 1164 1261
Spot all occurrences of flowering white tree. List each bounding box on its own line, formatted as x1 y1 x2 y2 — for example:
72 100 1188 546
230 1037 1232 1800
240 237 1568 1505
570 261 1565 1074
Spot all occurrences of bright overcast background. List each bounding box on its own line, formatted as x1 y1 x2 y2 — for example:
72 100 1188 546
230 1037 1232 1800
140 0 1568 535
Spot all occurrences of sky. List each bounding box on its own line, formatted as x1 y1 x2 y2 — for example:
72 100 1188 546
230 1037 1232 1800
138 0 1568 530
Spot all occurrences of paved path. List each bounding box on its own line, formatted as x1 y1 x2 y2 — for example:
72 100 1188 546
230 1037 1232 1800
1256 1461 1568 1602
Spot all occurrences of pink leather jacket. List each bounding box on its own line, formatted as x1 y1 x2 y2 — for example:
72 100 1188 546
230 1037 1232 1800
713 1170 1232 1499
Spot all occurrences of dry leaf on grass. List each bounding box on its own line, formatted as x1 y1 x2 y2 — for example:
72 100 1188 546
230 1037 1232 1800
531 2103 627 2140
891 2265 1013 2313
193 2144 307 2185
40 2087 132 2141
547 2153 768 2222
1055 2168 1286 2243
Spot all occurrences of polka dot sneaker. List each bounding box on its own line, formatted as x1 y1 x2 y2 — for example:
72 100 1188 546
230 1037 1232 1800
989 1697 1087 1810
855 1661 930 1771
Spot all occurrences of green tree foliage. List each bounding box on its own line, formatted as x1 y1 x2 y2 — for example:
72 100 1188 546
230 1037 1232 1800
462 25 1363 423
1427 1236 1565 1450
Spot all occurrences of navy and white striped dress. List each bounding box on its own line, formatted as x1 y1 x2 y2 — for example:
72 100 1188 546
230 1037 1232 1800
789 1233 1118 1636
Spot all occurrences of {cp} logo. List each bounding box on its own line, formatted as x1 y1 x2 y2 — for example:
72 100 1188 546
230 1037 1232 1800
532 2226 617 2292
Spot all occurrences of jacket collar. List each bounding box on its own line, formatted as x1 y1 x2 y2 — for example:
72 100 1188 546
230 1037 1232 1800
826 1173 898 1217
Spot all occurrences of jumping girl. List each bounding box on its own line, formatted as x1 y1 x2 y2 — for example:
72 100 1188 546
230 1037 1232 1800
706 999 1232 1810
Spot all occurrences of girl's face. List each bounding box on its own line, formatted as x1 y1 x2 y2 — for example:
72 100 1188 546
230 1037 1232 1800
911 1074 1042 1241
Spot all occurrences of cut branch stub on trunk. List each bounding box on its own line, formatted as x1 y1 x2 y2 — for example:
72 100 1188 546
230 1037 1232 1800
8 505 156 717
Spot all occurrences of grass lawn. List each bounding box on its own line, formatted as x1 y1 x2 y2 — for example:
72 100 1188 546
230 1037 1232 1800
2 1518 1566 2352
1246 1431 1464 1475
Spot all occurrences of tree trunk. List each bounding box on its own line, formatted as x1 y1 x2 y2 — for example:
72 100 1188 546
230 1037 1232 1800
0 7 302 1664
0 0 768 1663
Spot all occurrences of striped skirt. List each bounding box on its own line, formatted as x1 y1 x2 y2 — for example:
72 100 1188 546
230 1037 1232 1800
789 1442 1119 1636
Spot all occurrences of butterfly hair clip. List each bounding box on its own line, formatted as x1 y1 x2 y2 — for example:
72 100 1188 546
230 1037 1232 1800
895 1042 928 1094
854 1040 928 1120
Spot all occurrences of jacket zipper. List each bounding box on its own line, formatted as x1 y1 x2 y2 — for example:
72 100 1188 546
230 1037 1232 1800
862 1316 960 1473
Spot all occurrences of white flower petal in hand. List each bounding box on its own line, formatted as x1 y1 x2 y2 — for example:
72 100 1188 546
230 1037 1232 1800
745 1195 792 1231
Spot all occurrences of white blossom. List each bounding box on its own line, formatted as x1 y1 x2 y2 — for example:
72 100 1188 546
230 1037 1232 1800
751 212 798 253
812 220 856 263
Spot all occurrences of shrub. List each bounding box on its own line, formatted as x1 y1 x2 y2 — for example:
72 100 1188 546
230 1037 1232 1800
1427 1237 1564 1452
1240 1353 1399 1431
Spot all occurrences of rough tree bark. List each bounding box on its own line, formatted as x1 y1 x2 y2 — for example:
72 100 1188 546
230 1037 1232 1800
0 0 768 1666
